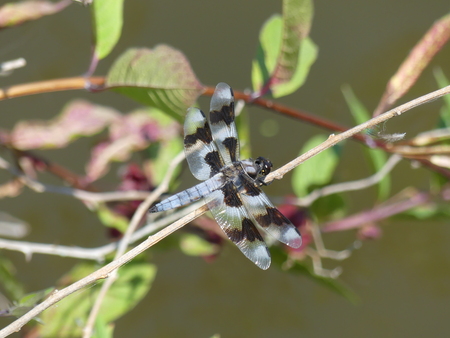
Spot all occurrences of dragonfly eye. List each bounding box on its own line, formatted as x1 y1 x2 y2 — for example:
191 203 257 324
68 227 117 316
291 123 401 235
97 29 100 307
256 157 272 176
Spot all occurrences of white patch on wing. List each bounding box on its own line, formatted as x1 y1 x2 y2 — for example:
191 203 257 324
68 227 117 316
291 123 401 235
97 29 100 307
209 83 239 165
239 240 271 270
184 107 206 134
184 107 223 181
185 140 216 180
210 83 234 112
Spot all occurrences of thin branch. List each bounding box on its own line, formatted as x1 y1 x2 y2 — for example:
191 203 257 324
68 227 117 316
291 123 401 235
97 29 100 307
310 223 351 261
297 154 402 206
12 149 96 190
0 156 150 202
83 151 185 338
389 144 450 156
0 201 204 261
0 77 104 100
265 85 450 183
304 247 343 279
0 204 209 338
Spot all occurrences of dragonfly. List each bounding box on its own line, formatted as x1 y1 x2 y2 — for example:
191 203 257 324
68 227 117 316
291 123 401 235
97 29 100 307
149 83 302 269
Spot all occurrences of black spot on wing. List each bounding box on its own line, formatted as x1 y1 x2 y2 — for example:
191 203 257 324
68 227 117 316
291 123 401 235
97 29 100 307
210 102 235 126
242 217 264 242
225 217 264 243
204 150 222 176
222 181 243 207
184 122 214 148
255 207 290 229
240 173 262 196
222 137 238 162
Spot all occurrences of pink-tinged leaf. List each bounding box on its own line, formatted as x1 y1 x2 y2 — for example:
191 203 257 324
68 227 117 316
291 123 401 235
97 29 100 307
0 0 71 28
85 108 180 182
113 163 152 219
271 0 313 86
117 163 152 192
374 13 450 116
106 45 205 120
322 192 430 233
10 100 120 150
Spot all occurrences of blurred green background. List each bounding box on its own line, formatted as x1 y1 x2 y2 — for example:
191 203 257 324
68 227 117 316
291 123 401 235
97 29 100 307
1 0 450 337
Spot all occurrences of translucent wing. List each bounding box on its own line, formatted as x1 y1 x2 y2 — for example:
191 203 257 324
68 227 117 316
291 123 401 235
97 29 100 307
209 82 240 165
206 182 271 270
184 107 224 181
238 173 302 248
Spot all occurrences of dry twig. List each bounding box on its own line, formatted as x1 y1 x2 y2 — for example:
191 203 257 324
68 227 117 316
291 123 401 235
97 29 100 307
297 154 402 206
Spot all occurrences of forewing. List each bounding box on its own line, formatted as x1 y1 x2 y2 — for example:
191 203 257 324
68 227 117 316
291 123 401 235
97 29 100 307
209 82 240 165
206 182 271 270
184 107 224 181
239 174 302 248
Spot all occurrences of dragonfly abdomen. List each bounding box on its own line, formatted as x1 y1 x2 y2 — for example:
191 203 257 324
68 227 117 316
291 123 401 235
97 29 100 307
149 175 224 213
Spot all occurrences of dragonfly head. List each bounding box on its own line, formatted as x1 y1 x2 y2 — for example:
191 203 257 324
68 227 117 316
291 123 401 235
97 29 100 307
255 157 273 177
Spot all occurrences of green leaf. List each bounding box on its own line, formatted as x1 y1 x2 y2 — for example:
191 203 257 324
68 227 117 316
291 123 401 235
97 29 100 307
91 0 124 60
400 202 450 220
271 247 359 303
235 107 251 160
16 288 52 308
93 317 114 338
96 204 129 232
252 0 317 98
434 67 450 127
292 134 339 197
342 85 390 200
310 193 346 221
40 261 156 338
145 110 183 186
7 288 53 321
0 255 24 301
106 45 204 120
179 234 218 257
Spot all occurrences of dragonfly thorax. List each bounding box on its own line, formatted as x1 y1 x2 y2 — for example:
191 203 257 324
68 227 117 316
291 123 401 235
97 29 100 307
236 157 272 181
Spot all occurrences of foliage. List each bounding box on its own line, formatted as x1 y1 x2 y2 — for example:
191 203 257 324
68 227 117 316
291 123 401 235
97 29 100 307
342 85 390 200
40 261 156 337
0 0 450 337
292 134 340 197
251 0 317 97
106 46 204 121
